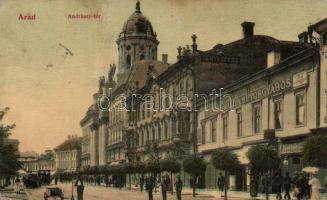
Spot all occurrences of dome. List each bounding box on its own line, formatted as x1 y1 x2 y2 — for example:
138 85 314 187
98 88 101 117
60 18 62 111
121 1 155 36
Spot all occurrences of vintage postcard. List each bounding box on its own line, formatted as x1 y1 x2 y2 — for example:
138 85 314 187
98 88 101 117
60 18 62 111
0 0 327 199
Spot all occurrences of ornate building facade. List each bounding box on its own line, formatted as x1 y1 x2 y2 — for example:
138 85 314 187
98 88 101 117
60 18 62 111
79 1 327 192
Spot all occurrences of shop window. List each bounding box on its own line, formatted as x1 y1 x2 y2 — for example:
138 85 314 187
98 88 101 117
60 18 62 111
295 92 305 125
274 99 283 130
252 102 262 134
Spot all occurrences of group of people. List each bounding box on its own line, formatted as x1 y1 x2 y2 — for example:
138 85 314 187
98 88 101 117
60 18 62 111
271 172 321 200
139 174 183 200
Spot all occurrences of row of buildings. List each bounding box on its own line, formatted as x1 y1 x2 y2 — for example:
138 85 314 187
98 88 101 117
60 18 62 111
57 1 326 191
20 135 81 174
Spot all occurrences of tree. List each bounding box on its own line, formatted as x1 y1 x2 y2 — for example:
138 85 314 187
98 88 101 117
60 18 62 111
160 157 181 194
246 145 280 198
182 155 206 197
146 158 161 176
303 134 327 168
134 161 146 174
0 107 20 186
122 162 135 189
212 149 240 200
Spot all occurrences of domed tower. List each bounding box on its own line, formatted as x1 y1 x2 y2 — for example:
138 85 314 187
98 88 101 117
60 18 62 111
117 0 159 76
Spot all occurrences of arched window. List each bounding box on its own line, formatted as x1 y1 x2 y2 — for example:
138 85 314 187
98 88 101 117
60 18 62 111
126 55 131 68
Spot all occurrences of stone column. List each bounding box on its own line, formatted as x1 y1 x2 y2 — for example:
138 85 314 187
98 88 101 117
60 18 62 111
90 123 99 166
99 112 108 165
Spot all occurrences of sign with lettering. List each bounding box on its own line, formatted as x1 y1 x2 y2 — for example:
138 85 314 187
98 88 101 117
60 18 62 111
292 71 308 88
229 78 292 108
281 141 304 154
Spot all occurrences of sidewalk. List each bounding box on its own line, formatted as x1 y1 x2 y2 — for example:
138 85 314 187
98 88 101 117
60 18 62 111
0 187 28 200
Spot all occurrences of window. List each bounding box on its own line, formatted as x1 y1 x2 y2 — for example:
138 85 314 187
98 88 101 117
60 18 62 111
140 54 145 60
253 103 261 133
211 119 216 142
222 115 228 141
179 79 184 95
201 121 205 144
158 124 161 141
146 130 149 142
296 93 305 125
274 99 283 129
126 45 131 50
236 109 242 137
126 55 131 67
141 131 144 146
185 79 189 96
164 122 168 140
165 87 170 109
152 127 156 141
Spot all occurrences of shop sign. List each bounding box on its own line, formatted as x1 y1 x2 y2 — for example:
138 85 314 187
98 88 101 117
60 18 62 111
280 141 305 154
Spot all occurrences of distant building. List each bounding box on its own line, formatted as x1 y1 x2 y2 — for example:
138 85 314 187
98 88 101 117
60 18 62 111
54 136 82 172
20 150 55 172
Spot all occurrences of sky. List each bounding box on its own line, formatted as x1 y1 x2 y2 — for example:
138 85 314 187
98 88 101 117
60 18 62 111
0 0 326 153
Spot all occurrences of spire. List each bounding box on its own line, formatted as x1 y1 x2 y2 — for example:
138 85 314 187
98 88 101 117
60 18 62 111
136 0 141 13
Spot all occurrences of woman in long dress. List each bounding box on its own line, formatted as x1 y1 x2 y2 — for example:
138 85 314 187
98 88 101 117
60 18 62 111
309 174 321 200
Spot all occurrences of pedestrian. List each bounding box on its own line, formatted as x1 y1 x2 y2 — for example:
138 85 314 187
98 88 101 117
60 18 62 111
140 175 145 192
217 173 225 197
294 173 306 200
309 173 321 200
283 172 292 200
161 175 168 200
14 176 21 194
175 175 183 200
145 176 155 200
273 171 283 200
75 175 84 200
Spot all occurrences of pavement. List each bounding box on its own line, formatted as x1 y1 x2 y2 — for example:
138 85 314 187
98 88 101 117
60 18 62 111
0 187 28 200
26 183 327 200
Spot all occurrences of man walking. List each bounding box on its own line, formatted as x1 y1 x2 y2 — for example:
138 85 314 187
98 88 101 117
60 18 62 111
161 175 168 200
145 176 154 200
75 176 84 200
175 175 183 200
140 175 145 192
283 172 292 200
217 173 225 197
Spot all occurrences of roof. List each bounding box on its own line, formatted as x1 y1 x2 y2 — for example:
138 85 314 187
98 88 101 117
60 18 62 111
54 137 82 152
192 35 309 94
120 1 155 36
127 60 169 90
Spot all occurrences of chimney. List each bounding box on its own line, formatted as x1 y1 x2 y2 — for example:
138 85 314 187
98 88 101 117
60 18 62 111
298 32 308 43
241 21 255 38
267 51 280 68
162 54 168 63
